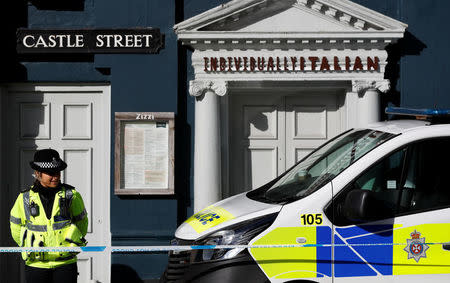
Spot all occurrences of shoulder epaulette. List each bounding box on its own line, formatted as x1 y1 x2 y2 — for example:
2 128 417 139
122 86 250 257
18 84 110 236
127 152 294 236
20 186 32 193
61 183 75 190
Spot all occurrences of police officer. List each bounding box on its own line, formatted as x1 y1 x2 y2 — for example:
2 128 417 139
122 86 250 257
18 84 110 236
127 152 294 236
9 149 88 283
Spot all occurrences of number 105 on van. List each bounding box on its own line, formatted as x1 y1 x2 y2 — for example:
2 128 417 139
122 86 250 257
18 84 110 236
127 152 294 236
301 213 323 225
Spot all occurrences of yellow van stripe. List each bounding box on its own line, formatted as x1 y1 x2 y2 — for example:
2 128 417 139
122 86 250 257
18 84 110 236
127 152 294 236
393 223 450 275
250 227 318 279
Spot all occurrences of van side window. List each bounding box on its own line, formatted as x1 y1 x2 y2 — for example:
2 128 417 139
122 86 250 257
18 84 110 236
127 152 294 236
328 137 450 226
354 149 405 193
328 148 406 226
400 138 450 213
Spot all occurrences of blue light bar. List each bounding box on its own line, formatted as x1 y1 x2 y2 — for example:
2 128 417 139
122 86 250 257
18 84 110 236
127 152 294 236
385 107 450 117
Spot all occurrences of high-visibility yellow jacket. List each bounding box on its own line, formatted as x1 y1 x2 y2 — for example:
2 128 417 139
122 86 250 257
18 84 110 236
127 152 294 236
10 184 88 268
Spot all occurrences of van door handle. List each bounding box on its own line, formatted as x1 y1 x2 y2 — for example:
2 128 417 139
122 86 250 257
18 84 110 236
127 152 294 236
443 242 450 251
296 237 307 244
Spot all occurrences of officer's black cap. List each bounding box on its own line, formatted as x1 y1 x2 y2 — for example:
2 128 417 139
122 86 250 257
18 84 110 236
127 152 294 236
29 149 67 173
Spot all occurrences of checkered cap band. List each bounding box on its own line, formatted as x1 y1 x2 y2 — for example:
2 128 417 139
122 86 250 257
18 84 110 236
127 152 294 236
33 159 63 169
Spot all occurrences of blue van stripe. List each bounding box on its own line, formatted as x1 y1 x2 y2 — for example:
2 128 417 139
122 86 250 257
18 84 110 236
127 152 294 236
334 235 377 277
336 225 393 239
316 226 332 277
347 229 393 275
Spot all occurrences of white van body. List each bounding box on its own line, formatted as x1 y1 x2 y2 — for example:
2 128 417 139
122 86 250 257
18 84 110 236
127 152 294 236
162 119 450 283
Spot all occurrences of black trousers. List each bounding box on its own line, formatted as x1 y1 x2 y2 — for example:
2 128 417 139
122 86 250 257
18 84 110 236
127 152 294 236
24 263 78 283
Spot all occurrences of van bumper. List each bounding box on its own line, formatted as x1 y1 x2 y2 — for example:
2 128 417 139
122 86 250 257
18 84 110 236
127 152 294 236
160 252 268 283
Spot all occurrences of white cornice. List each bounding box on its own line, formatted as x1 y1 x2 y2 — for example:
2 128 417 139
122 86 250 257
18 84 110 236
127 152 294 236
177 31 403 51
177 31 406 39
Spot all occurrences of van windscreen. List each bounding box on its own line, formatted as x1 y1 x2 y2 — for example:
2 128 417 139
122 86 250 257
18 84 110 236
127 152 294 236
249 129 394 204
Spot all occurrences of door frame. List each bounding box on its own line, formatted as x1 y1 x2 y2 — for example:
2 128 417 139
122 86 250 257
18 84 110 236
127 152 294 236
222 81 349 198
0 85 6 281
0 83 111 283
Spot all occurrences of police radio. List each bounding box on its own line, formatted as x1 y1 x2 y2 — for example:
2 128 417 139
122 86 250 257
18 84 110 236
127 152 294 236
29 201 39 217
59 196 70 219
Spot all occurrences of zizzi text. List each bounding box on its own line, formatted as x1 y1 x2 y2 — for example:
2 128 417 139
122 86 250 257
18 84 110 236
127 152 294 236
136 114 155 120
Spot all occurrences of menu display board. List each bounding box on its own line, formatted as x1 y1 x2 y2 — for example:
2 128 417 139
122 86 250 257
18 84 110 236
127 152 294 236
115 112 174 195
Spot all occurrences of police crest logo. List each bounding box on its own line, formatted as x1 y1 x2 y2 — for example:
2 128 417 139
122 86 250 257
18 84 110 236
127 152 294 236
403 229 429 262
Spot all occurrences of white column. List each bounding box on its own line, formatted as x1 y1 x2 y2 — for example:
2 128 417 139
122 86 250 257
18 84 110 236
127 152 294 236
345 90 359 129
352 80 390 128
189 80 228 212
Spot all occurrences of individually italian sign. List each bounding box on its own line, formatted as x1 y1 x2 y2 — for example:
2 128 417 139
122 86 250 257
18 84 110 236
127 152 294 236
203 55 380 72
16 28 164 54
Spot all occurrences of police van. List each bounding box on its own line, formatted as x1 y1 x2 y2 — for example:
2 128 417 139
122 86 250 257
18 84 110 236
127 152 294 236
161 108 450 283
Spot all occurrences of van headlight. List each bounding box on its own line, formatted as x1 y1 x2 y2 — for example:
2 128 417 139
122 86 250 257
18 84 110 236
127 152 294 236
192 213 278 262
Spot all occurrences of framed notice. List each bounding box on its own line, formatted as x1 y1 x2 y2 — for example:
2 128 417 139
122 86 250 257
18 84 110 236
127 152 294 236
115 112 174 195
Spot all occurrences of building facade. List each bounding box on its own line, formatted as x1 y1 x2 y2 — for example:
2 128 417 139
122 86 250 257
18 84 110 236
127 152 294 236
0 0 449 282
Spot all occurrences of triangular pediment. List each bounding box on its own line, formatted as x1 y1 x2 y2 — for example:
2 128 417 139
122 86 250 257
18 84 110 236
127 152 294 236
238 6 355 32
175 0 407 38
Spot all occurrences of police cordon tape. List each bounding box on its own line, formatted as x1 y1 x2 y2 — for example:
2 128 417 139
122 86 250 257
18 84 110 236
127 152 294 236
0 242 448 253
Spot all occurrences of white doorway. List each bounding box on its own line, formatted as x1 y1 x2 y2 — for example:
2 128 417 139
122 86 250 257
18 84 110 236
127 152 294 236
0 84 111 283
228 88 344 196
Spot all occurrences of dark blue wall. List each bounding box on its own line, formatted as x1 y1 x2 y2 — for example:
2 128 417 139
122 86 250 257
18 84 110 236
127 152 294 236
96 1 180 280
354 0 450 108
25 0 102 81
3 0 450 281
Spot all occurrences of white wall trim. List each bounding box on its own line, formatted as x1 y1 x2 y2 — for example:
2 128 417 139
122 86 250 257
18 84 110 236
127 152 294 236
5 83 110 93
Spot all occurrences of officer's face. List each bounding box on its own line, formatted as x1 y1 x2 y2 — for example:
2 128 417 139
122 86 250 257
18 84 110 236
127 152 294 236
38 171 61 188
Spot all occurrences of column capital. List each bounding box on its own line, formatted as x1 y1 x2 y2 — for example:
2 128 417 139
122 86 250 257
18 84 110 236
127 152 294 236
352 79 390 94
189 80 228 97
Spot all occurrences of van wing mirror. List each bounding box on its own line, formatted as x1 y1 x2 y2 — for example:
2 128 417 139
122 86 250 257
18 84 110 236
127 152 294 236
343 189 392 222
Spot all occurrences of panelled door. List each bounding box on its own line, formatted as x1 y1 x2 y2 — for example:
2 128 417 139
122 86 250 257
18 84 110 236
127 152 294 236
1 85 110 283
229 90 342 196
